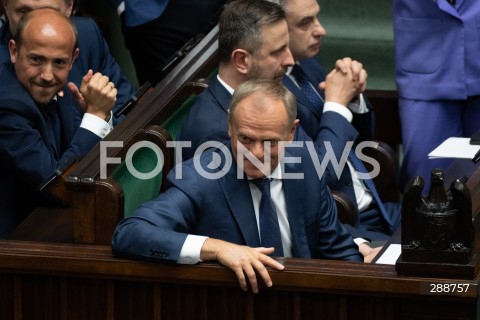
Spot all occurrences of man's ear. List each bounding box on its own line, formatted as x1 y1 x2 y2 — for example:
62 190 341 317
70 48 79 70
288 119 300 142
227 121 232 139
66 0 74 16
227 110 233 138
232 49 249 75
9 39 17 64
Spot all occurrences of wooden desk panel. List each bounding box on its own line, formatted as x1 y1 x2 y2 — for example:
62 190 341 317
0 241 478 320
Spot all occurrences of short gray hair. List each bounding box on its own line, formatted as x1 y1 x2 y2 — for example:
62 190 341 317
228 78 297 125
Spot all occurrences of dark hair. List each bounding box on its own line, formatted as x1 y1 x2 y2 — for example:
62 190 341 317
13 8 78 54
218 0 285 64
228 78 297 125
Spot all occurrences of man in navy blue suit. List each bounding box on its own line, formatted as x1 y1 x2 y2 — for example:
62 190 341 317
0 8 117 236
179 0 360 165
112 79 362 293
1 0 134 122
274 0 401 253
178 0 382 261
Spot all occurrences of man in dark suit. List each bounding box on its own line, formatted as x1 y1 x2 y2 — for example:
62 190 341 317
275 0 401 253
179 0 359 165
1 0 134 122
178 0 381 261
109 0 227 85
112 79 362 293
0 8 117 236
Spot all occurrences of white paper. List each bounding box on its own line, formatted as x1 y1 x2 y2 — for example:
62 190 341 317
428 137 480 159
375 244 401 265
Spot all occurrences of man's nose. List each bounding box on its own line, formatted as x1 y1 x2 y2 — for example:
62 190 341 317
40 64 54 82
250 141 265 160
313 19 327 37
283 47 295 67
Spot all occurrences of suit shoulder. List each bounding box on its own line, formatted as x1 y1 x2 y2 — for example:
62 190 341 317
301 57 323 69
190 88 218 110
71 16 100 32
71 16 104 49
180 84 229 139
183 144 231 173
284 142 327 180
0 66 34 112
299 58 326 78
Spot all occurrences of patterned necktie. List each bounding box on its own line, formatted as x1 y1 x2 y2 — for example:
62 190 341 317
251 178 284 256
290 64 324 108
348 149 394 233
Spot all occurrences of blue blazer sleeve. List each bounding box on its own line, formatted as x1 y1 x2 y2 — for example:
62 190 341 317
71 17 134 122
0 69 104 233
112 161 207 263
0 88 101 191
178 78 231 160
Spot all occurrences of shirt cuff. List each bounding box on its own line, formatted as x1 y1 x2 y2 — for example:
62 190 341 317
347 94 368 114
354 237 370 246
177 234 209 264
80 112 112 138
323 101 353 122
117 1 125 16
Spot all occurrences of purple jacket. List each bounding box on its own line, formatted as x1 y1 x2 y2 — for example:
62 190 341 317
393 0 480 100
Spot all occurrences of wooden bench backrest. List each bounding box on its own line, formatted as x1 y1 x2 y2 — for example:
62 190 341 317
64 25 219 244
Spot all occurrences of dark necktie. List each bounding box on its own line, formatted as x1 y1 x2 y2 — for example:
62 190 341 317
251 178 284 256
42 100 62 155
290 64 324 109
348 149 394 233
447 0 456 7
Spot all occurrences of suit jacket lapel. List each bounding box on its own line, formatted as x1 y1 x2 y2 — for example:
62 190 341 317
282 157 311 258
218 155 261 247
437 0 460 17
283 76 323 120
57 88 82 153
299 62 326 99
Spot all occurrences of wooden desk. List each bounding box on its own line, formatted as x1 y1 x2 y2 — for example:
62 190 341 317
0 240 478 320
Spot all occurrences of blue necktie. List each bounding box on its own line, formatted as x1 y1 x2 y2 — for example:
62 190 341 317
348 149 394 233
290 64 324 108
251 178 284 256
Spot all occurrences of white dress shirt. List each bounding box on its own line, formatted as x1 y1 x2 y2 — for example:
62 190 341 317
287 65 373 246
286 65 373 211
178 164 293 264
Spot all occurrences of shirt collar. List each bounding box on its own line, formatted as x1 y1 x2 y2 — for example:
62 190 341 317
217 74 235 95
246 164 283 181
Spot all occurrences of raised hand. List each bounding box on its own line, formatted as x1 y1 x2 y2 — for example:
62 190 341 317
76 69 117 121
320 57 368 105
67 81 86 112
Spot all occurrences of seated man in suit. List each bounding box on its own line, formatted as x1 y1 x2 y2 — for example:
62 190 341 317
1 0 134 122
274 0 401 249
178 0 379 261
0 8 117 236
112 79 363 294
